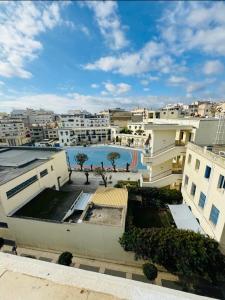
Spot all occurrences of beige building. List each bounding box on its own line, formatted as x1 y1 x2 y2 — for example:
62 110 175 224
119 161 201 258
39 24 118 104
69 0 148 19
182 143 225 253
0 120 31 146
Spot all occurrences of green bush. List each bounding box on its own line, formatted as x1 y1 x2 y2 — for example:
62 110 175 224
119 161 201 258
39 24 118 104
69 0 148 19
120 227 225 283
143 263 158 281
58 251 73 266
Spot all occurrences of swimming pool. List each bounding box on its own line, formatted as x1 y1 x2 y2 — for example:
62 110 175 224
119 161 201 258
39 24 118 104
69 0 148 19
66 146 146 170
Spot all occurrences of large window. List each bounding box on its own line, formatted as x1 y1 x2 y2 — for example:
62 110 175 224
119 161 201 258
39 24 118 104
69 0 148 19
188 154 192 164
218 175 225 189
190 183 196 196
184 175 189 186
198 192 206 209
40 169 48 178
6 175 38 199
204 165 211 179
209 205 220 225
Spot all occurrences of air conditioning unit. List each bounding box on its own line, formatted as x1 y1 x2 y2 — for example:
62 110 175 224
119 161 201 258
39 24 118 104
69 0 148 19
219 151 225 157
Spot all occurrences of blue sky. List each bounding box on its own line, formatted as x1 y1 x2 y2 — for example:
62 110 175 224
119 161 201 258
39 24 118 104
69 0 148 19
1 1 225 113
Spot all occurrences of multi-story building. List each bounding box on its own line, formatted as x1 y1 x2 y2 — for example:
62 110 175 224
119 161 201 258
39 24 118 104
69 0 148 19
100 108 132 128
11 108 55 126
59 112 109 128
197 101 213 117
58 127 111 146
0 120 31 146
181 143 225 253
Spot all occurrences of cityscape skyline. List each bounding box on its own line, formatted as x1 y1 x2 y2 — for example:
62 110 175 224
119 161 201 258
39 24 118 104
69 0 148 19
1 1 225 113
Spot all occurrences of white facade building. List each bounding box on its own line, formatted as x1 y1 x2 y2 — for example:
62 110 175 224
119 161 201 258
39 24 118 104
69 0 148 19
182 143 225 253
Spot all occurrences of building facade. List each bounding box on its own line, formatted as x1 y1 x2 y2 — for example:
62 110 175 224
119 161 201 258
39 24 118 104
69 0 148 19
0 120 31 146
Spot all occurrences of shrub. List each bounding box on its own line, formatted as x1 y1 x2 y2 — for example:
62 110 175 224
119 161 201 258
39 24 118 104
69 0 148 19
0 238 4 249
58 251 73 266
120 227 225 283
143 263 158 281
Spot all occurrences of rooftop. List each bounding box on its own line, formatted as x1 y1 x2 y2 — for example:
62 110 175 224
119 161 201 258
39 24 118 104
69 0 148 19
83 205 123 226
91 187 128 207
0 146 62 185
13 188 82 222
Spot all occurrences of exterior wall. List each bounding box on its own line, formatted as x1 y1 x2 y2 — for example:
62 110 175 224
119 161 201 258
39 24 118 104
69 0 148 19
194 120 222 145
6 215 132 262
0 151 69 216
0 120 30 146
151 130 176 153
182 143 225 252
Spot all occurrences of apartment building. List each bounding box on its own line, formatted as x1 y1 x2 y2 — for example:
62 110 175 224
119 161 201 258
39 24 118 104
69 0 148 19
11 108 55 126
59 112 109 128
58 127 111 146
100 108 132 127
182 143 225 253
0 120 31 146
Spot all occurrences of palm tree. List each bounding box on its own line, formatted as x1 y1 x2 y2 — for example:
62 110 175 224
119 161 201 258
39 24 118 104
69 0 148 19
107 152 120 172
85 171 90 185
126 162 130 172
75 153 88 171
94 167 107 187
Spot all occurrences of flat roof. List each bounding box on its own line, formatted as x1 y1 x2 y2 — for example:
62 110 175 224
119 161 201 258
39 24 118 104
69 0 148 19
13 188 82 222
83 205 123 226
168 204 204 234
0 147 63 185
91 187 128 207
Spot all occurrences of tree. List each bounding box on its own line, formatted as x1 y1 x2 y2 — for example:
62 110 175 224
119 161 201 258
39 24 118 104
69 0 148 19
95 167 107 187
75 153 88 171
107 152 120 172
85 171 90 185
143 263 158 281
126 162 130 172
58 251 73 266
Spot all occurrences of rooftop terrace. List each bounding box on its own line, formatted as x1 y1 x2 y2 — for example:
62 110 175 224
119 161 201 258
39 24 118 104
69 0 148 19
13 188 82 222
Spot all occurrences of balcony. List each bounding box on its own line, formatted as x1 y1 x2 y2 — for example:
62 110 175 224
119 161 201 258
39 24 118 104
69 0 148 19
142 169 182 188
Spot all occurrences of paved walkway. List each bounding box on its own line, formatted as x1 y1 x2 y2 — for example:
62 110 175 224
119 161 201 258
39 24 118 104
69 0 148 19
1 245 179 287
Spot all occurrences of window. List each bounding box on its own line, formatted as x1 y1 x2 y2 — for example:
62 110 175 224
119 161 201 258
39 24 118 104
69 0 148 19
184 175 189 186
6 175 38 199
40 169 48 178
198 192 206 208
209 205 220 225
195 159 200 171
188 154 192 164
218 175 225 189
0 222 8 228
51 165 54 171
204 165 211 179
190 183 196 196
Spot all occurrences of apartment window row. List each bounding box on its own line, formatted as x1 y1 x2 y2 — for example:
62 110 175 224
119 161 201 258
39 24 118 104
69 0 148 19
6 175 38 199
40 169 48 178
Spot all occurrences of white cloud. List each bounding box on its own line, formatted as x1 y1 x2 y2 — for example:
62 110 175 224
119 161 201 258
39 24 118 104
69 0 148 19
91 83 99 88
203 60 224 75
168 76 187 85
186 82 207 94
83 1 128 50
103 82 131 95
0 2 67 78
143 88 150 92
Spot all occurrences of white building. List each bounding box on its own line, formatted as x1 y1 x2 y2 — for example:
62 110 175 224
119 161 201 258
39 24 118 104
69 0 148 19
11 108 55 126
182 143 225 253
59 112 109 128
0 120 31 146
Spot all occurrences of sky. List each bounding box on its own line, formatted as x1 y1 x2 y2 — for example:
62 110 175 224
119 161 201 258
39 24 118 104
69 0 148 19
1 1 225 113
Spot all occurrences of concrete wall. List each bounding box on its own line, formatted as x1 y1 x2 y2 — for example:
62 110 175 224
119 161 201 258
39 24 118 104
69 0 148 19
7 216 133 263
182 143 225 252
152 130 176 153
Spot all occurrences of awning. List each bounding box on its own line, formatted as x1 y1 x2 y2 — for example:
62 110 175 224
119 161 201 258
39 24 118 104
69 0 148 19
73 193 92 210
168 204 204 234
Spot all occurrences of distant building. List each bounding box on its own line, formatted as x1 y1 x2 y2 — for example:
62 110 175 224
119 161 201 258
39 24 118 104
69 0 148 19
11 108 55 126
0 120 30 146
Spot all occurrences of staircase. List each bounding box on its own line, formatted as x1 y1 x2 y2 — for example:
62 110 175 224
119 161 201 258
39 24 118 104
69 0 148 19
141 170 182 188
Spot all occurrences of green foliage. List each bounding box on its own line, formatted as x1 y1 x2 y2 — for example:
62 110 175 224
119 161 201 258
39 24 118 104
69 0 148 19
107 152 121 171
120 227 225 283
58 251 73 266
94 167 107 187
75 153 88 170
143 263 158 281
114 180 139 188
0 238 4 249
120 127 133 134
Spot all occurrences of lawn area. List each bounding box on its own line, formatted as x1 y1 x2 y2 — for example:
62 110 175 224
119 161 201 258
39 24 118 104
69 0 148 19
133 208 173 228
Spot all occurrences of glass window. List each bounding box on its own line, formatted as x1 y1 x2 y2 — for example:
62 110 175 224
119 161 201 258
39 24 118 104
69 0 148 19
209 205 220 225
40 169 48 178
6 175 38 199
204 166 211 179
0 222 8 228
195 159 200 170
198 192 206 208
188 154 192 164
184 175 189 186
218 175 225 189
190 183 196 196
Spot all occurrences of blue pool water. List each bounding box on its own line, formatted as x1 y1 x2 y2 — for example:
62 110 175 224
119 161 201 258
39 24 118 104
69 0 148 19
66 146 146 170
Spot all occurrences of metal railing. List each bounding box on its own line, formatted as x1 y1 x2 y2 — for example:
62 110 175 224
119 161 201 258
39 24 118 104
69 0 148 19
144 140 186 157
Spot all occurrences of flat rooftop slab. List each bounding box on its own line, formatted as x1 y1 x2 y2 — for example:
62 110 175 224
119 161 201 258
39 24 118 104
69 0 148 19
13 188 82 222
84 206 123 226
